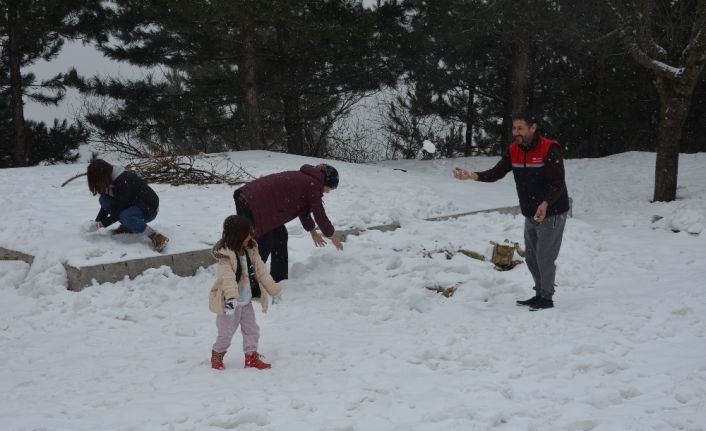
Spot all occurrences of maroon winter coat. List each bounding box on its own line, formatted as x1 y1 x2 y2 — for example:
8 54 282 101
235 165 335 237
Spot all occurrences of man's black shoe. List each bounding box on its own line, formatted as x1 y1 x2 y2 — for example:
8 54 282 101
529 297 554 310
516 295 540 307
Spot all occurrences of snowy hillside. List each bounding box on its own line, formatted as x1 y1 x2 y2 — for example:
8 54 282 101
1 151 705 430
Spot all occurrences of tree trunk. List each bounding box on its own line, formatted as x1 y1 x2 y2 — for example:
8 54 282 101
589 2 608 158
503 36 531 147
609 0 706 202
464 83 475 156
276 22 304 155
8 0 26 167
589 57 607 158
282 93 304 155
652 80 693 202
241 21 265 151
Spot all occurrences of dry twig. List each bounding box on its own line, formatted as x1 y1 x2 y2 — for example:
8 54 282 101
61 172 87 187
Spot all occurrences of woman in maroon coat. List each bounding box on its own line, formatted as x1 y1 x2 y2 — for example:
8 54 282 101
233 164 343 282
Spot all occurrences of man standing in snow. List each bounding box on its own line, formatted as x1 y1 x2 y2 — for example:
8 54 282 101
233 164 343 283
453 113 570 310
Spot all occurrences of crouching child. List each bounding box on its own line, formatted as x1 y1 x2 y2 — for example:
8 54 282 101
83 159 169 252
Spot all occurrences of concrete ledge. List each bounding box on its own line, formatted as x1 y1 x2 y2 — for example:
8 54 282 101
425 205 521 222
339 204 523 240
63 249 216 292
0 246 34 264
338 222 401 241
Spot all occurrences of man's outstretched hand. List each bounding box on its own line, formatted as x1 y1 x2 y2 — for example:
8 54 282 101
453 167 478 181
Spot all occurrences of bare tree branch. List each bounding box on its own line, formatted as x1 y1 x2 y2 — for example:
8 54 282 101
606 0 683 79
680 0 706 70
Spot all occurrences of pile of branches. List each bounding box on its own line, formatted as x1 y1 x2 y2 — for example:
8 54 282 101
61 155 255 187
126 156 253 186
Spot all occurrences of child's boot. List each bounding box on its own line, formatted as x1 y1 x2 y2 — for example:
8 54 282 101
149 232 170 252
211 350 226 370
244 351 271 369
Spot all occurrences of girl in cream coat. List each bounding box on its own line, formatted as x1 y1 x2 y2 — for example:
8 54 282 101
209 215 281 370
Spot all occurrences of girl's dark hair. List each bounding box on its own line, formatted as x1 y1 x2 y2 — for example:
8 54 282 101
222 215 254 253
87 159 113 196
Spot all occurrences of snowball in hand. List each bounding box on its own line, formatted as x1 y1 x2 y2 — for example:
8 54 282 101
82 220 100 232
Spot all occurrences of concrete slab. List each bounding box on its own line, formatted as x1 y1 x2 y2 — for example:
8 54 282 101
63 248 216 291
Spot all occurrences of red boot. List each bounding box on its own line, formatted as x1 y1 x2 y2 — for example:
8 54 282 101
211 350 226 370
244 351 271 369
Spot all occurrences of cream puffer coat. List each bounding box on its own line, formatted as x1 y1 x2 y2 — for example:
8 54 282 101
208 242 281 315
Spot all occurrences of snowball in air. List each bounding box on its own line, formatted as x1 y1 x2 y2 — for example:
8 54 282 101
422 140 436 153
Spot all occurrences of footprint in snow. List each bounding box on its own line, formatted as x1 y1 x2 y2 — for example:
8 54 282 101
209 412 270 429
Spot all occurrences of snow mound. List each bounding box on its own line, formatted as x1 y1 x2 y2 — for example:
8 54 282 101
652 208 704 235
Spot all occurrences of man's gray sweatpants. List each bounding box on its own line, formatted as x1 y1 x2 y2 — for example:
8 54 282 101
524 212 567 299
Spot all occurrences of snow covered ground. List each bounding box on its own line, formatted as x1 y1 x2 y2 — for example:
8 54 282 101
0 151 516 266
1 151 705 430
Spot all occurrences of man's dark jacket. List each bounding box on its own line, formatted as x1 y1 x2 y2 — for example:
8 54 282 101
477 134 570 218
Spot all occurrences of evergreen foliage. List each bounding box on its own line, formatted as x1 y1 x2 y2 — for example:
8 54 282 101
0 0 95 167
72 0 401 157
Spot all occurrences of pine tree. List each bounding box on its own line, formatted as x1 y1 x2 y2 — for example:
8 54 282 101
408 0 508 155
0 0 94 167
